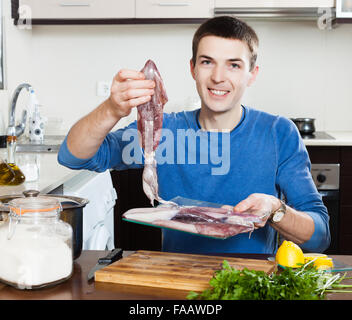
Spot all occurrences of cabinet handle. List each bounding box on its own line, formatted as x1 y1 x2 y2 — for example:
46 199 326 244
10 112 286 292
156 2 190 6
59 3 91 7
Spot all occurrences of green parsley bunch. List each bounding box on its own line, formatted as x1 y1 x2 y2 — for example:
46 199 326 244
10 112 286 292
187 260 352 300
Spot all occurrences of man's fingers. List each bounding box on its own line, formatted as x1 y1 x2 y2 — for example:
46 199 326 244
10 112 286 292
233 198 253 213
119 79 155 91
119 88 154 101
120 95 152 109
107 69 156 119
115 69 145 82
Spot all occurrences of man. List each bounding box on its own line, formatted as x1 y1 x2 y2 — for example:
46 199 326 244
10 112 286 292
58 16 330 254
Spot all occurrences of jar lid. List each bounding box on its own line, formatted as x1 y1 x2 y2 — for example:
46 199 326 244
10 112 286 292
8 196 61 215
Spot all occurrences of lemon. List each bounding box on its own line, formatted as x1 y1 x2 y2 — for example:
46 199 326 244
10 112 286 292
314 257 334 270
303 253 327 263
304 253 334 270
275 240 305 268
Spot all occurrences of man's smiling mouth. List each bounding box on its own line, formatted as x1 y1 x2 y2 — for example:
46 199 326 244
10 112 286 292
208 88 230 96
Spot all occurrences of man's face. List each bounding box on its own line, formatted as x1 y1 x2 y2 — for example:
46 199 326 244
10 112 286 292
190 36 258 114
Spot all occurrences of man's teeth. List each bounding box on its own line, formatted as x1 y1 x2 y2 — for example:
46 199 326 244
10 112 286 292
210 89 228 96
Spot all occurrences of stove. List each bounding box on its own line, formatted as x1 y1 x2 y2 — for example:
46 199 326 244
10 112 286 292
300 131 335 140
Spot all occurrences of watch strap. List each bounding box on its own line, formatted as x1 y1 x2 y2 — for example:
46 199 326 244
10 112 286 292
269 200 287 223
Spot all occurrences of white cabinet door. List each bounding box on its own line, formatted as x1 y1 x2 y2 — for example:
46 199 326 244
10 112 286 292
215 0 335 8
19 0 135 19
136 0 215 18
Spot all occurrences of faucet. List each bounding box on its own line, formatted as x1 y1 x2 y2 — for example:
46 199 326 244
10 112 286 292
7 83 33 137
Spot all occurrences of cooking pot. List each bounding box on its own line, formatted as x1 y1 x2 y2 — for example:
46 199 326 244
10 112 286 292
290 118 316 135
0 190 88 260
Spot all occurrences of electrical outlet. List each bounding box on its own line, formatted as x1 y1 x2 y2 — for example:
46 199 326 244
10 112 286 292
96 81 111 97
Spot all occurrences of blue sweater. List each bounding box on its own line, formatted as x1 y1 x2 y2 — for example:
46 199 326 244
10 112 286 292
58 106 330 254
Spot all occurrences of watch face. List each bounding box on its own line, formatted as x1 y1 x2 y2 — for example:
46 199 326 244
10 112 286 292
273 211 284 222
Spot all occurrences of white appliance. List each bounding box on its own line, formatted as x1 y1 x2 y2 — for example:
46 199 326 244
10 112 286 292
63 170 117 250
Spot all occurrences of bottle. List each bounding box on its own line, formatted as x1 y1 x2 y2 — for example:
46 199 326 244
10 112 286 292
3 135 26 185
0 111 6 148
0 156 16 185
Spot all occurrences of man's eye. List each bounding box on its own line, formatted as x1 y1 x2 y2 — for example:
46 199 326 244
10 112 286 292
231 63 240 69
201 60 211 65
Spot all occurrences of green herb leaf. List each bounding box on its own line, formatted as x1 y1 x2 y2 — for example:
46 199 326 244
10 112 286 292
187 260 345 300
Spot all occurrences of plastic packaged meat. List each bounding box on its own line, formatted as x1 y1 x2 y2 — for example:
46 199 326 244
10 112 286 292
122 197 270 239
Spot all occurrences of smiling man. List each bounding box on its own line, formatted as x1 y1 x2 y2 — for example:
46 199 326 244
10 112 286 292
191 36 258 131
58 16 330 254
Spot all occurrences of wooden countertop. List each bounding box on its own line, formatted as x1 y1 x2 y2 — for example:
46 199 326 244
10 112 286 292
1 250 352 301
0 250 189 300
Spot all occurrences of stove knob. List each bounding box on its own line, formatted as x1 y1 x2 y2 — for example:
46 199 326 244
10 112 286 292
317 173 326 183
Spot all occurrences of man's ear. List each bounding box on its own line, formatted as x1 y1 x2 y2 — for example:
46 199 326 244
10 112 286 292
247 65 259 87
190 59 196 80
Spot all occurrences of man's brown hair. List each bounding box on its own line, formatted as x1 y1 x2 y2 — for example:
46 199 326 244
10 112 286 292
192 16 259 71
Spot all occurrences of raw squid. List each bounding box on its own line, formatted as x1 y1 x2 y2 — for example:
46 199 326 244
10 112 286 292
123 206 264 239
137 60 168 206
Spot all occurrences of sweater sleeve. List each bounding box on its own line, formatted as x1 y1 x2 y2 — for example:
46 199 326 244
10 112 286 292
273 117 331 253
57 120 144 172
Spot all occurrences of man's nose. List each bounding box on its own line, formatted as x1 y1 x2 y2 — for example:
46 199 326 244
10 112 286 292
211 65 225 83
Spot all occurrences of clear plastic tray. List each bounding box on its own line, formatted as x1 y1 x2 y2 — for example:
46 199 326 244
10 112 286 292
329 259 352 272
122 196 270 240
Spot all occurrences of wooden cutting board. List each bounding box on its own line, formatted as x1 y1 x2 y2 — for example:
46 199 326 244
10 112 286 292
95 250 277 292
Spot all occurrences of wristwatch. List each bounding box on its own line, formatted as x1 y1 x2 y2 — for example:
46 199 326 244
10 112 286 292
270 200 287 223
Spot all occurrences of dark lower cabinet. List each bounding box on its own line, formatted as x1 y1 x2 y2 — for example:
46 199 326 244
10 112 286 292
307 146 352 254
339 147 352 254
111 169 162 251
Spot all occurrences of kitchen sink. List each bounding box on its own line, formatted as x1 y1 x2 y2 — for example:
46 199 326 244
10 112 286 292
16 135 65 153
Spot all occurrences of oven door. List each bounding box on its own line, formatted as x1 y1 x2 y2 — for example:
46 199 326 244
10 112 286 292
319 190 340 254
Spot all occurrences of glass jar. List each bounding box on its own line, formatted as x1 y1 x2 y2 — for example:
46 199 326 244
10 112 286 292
0 196 73 289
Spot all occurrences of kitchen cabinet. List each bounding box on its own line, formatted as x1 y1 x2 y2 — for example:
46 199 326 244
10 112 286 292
136 0 214 19
111 169 162 251
13 0 336 25
307 146 352 254
17 0 135 19
339 148 352 254
215 0 335 8
12 0 213 24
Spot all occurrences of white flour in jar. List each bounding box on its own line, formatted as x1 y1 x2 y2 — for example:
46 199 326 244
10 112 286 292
0 222 73 288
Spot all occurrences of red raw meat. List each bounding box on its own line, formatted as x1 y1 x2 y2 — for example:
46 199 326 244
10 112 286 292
123 205 264 239
137 60 168 153
137 60 169 206
194 223 254 238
